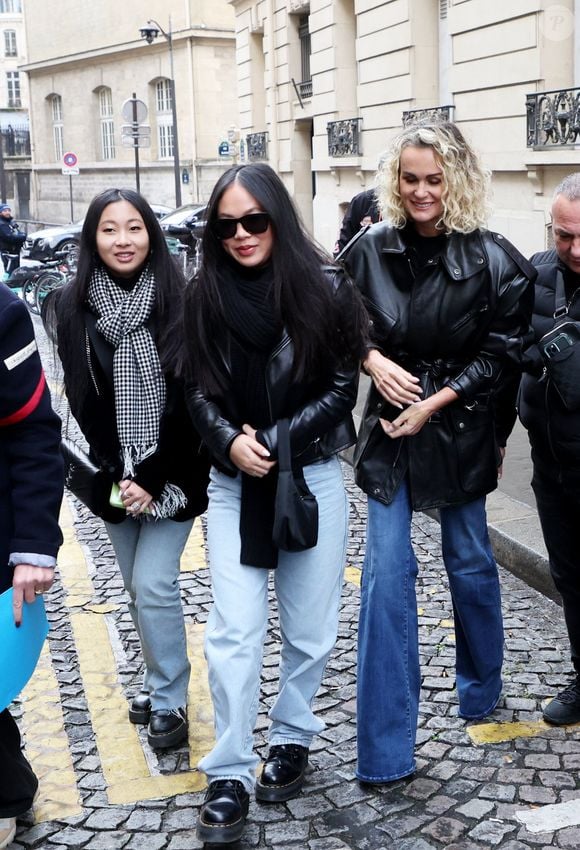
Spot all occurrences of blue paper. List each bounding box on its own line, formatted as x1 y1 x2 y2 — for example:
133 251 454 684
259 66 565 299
0 588 49 712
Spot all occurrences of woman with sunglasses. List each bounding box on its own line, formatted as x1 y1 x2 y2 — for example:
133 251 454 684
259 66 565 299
183 162 366 844
45 188 209 751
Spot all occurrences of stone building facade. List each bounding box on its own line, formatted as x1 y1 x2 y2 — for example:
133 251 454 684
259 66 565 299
228 0 580 256
21 0 236 222
0 0 31 217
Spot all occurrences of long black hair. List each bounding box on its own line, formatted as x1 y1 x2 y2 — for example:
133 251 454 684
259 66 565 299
183 163 364 392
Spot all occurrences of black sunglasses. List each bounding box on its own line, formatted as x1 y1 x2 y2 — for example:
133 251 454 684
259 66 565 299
212 212 271 240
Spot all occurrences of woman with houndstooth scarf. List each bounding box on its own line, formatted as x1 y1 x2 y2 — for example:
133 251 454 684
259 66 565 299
46 188 209 751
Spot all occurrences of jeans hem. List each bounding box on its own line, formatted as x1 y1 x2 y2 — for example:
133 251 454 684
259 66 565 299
458 688 502 721
268 736 311 749
203 774 254 794
356 763 416 784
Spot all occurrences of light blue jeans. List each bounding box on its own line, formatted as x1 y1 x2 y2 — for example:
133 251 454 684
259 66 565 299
105 516 194 711
357 480 503 783
199 457 348 791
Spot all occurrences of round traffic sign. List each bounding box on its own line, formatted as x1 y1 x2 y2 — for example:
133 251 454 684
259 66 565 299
63 152 78 167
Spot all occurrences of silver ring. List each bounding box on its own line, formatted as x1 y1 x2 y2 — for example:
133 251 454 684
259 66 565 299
34 590 43 596
132 503 141 511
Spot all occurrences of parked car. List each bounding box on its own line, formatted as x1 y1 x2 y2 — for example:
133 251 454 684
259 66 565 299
22 203 175 264
159 204 208 246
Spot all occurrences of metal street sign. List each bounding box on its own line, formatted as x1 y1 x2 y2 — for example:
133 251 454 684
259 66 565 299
218 140 230 156
61 166 79 175
121 135 151 148
121 98 147 123
62 151 78 168
121 124 151 137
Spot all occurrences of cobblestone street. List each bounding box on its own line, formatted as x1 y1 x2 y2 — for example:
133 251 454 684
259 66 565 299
8 315 580 850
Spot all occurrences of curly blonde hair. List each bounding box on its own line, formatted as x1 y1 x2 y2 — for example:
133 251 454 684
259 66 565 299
376 122 491 234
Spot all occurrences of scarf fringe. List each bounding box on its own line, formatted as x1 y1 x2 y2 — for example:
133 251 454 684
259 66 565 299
154 482 188 519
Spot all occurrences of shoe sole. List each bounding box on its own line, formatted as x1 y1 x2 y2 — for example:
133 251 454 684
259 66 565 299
196 816 246 844
542 712 580 726
147 723 188 750
255 773 305 802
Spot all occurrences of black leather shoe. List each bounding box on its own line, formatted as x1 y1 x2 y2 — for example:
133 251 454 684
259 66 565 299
196 779 250 844
128 691 151 725
147 706 187 749
543 677 580 725
256 744 309 802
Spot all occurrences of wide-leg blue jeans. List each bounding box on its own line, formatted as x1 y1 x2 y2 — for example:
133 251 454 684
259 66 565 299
357 480 503 783
198 457 348 791
105 516 194 711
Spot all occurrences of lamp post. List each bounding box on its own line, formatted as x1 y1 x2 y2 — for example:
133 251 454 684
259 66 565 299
139 16 182 207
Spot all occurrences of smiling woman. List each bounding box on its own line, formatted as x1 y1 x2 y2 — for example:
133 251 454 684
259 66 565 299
44 187 210 754
342 121 536 788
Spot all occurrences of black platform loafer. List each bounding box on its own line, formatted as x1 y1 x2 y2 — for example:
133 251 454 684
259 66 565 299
147 706 188 749
543 676 580 725
128 691 151 725
196 779 250 844
256 743 309 802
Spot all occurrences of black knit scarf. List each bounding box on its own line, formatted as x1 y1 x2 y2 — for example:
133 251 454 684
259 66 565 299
219 256 283 569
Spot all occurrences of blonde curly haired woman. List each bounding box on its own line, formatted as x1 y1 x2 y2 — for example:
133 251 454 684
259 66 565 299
342 122 535 784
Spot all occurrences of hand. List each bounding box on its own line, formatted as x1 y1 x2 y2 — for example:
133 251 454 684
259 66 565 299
379 400 433 439
12 564 55 626
119 480 154 517
230 428 275 477
497 446 506 480
364 349 422 408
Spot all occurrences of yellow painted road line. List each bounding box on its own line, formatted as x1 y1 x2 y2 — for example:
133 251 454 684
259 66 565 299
20 643 83 823
468 719 551 745
180 519 207 572
344 566 361 587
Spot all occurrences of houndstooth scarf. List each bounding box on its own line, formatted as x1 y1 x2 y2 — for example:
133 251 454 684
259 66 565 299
88 264 187 519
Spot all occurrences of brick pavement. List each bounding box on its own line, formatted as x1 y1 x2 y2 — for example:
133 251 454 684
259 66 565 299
7 313 580 850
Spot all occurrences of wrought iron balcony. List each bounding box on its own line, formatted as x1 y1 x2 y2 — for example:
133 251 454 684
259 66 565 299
526 87 580 148
1 125 29 156
402 105 454 127
327 118 361 158
246 132 268 162
299 79 312 100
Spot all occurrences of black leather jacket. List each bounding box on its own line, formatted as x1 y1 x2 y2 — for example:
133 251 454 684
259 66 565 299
185 267 360 473
519 250 580 487
343 223 535 510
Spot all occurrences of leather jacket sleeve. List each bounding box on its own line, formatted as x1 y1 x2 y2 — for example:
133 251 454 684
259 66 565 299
185 383 243 474
444 269 534 402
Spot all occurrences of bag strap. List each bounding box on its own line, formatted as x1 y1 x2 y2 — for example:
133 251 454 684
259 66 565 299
276 418 292 473
554 269 568 319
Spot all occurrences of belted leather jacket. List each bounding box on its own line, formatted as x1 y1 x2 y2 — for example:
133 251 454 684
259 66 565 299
185 267 360 474
343 223 535 510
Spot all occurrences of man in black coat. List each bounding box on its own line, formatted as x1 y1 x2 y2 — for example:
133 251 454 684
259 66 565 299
519 172 580 725
333 187 381 256
0 204 25 275
0 285 63 848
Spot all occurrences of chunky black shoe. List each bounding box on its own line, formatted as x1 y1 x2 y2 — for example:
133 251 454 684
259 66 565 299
147 706 188 749
256 744 309 802
543 677 580 725
128 691 151 725
196 779 250 844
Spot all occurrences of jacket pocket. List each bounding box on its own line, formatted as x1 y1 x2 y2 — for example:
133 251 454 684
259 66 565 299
448 403 497 494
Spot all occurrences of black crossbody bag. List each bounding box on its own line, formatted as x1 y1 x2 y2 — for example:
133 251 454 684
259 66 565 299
272 419 319 552
539 269 580 411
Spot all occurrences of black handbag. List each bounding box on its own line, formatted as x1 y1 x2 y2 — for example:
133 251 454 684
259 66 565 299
272 419 319 552
61 438 119 519
539 270 580 411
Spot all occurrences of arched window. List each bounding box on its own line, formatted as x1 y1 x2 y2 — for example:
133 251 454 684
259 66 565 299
98 87 115 160
50 94 63 162
155 79 174 159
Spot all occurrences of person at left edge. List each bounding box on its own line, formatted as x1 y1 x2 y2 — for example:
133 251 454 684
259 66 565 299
0 205 26 275
45 188 209 751
183 162 367 844
0 285 63 849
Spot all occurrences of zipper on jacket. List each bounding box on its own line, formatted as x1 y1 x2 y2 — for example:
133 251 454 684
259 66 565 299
85 328 101 397
544 377 563 482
